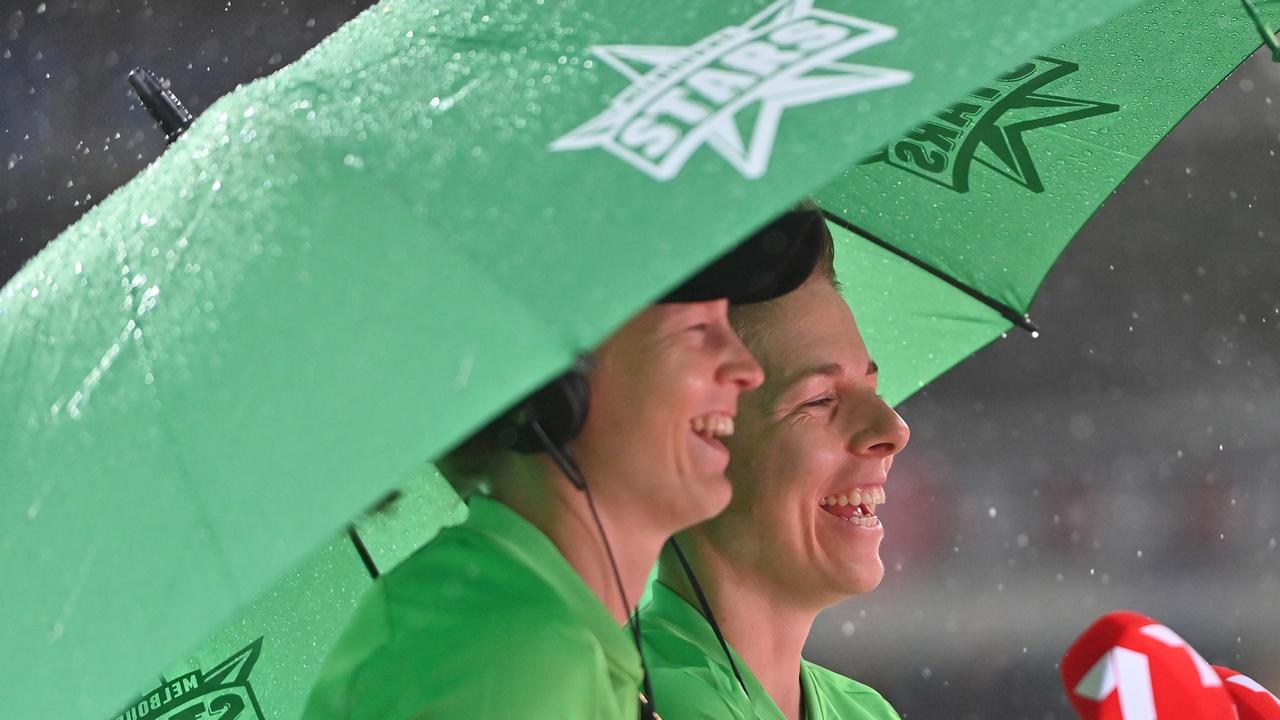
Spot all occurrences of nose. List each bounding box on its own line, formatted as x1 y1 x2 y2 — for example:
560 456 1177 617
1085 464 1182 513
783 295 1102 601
706 300 764 392
848 395 910 459
719 330 765 391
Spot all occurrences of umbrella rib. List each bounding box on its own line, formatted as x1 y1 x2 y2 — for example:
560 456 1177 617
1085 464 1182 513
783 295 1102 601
346 526 380 580
820 209 1040 334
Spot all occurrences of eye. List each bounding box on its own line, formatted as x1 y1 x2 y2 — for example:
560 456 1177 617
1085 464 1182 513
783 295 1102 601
802 394 835 409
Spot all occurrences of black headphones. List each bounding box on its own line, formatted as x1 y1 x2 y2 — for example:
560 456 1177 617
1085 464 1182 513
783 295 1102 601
491 355 593 457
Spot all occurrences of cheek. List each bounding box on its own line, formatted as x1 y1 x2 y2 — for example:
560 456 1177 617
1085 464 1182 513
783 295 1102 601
767 428 845 493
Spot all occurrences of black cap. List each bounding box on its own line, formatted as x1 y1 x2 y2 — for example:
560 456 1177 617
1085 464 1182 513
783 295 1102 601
661 207 827 305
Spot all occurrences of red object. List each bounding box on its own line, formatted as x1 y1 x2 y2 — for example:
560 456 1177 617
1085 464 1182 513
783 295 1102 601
1060 610 1237 719
1214 666 1280 720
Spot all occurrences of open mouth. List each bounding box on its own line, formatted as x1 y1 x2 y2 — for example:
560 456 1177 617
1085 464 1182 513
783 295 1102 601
690 413 734 456
818 486 885 528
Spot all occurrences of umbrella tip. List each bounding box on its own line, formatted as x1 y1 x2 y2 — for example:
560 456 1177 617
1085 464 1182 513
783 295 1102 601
128 66 195 142
1016 314 1041 337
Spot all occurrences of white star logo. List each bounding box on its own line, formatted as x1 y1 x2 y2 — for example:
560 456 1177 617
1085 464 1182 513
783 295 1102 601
550 0 911 181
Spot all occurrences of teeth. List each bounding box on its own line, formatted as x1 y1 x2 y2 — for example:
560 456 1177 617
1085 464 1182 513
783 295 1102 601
817 487 887 514
691 414 734 438
845 514 881 528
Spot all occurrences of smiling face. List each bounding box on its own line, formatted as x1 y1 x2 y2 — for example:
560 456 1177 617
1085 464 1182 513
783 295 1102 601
690 278 909 608
571 299 765 537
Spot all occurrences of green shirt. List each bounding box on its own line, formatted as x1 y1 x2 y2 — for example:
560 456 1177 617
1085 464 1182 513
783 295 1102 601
301 496 643 720
640 582 900 720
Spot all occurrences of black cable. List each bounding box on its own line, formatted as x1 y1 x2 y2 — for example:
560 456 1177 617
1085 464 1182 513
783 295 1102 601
668 538 751 699
528 419 658 720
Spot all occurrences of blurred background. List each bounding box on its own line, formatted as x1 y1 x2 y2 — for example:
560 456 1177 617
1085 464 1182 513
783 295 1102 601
3 2 1278 718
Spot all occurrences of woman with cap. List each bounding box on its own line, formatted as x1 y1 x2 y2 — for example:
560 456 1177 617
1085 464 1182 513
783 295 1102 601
298 211 822 720
640 204 911 720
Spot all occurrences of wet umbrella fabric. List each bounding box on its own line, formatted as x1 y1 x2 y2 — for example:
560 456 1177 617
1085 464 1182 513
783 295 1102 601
3 0 1210 717
829 0 1280 405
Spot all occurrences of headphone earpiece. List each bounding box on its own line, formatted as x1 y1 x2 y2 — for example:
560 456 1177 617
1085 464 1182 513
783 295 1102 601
497 356 592 454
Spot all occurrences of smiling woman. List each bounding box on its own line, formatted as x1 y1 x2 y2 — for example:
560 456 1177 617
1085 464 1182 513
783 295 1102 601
641 203 910 720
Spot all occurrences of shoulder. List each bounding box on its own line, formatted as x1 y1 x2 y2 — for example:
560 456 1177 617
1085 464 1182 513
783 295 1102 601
647 665 753 720
802 661 901 720
640 596 752 720
306 537 615 719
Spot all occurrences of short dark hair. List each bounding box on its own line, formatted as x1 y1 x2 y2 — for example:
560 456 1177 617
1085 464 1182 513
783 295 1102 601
794 198 839 288
728 199 837 350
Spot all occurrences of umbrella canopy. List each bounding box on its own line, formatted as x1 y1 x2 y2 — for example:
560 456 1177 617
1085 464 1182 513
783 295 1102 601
2 0 1174 717
832 0 1280 405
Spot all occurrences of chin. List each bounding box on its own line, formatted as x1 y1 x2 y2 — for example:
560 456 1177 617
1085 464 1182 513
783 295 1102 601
677 472 734 529
847 571 885 596
833 559 886 597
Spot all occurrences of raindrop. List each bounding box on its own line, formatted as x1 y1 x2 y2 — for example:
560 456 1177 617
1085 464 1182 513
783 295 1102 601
1069 413 1095 440
841 621 855 636
987 507 997 518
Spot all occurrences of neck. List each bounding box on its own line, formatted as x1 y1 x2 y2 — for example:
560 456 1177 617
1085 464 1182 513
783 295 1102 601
663 541 818 720
491 454 664 624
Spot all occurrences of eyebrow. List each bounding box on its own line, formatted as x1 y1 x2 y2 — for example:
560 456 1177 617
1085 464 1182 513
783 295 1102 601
771 359 878 401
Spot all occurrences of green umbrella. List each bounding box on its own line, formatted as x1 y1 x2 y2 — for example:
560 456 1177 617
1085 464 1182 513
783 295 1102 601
6 0 1225 717
827 0 1280 407
118 2 1280 719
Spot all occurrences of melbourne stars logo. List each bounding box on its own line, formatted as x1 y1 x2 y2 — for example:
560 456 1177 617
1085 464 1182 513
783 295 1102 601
868 56 1119 193
109 639 267 720
550 0 911 181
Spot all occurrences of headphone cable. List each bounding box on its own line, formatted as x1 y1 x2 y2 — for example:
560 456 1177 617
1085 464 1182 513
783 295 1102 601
529 419 659 719
668 537 751 699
